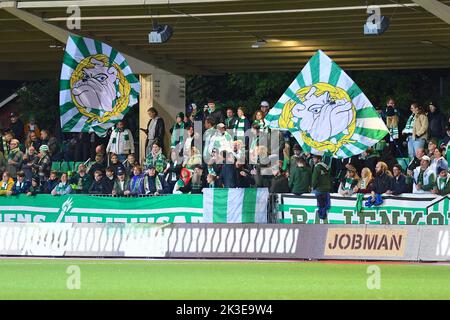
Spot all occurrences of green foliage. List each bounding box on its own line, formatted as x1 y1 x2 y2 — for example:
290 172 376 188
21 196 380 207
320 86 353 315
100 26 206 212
187 72 296 116
16 80 59 130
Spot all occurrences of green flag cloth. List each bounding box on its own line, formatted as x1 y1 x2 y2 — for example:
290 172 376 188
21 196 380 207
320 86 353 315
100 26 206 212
265 50 388 159
203 188 269 223
60 35 140 137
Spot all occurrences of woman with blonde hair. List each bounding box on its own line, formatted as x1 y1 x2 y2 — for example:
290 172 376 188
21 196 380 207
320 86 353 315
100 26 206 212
353 167 374 194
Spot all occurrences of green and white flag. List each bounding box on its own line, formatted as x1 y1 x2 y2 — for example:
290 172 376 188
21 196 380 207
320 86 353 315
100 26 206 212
60 35 140 137
203 188 269 223
265 50 388 158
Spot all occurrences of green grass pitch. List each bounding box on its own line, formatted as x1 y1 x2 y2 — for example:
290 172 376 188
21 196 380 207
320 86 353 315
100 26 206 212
0 258 449 299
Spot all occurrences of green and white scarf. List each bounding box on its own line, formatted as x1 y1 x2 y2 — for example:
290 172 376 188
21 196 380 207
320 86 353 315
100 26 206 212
145 151 167 174
342 178 356 191
437 176 450 191
171 122 185 148
252 119 269 133
403 114 415 135
111 128 129 144
234 117 246 141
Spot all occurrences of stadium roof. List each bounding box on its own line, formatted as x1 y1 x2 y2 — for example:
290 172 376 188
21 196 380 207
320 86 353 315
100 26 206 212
1 0 450 79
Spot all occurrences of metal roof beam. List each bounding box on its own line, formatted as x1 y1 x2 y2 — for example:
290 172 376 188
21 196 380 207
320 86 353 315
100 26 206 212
412 0 450 25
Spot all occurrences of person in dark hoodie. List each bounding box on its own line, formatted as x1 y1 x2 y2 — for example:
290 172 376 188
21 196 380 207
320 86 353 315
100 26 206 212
109 153 126 177
103 167 115 194
427 102 447 145
44 170 59 194
144 165 169 195
289 157 312 195
236 163 254 188
88 154 106 178
219 152 237 188
11 171 31 195
89 170 108 195
311 154 332 220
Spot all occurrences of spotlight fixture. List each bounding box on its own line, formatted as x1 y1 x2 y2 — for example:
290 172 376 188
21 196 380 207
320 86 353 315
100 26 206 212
49 43 64 50
251 39 267 48
420 40 433 45
363 5 390 36
148 20 173 44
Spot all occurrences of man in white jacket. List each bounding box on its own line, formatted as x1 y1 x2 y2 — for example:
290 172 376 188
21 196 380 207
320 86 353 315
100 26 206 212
412 155 435 194
106 121 135 162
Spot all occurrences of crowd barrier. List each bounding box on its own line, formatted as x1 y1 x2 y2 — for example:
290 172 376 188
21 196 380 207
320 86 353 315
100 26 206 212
0 223 448 261
273 193 450 225
1 192 449 225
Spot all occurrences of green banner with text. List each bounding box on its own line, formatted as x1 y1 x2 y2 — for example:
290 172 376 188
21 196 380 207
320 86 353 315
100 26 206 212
0 194 203 223
277 194 450 225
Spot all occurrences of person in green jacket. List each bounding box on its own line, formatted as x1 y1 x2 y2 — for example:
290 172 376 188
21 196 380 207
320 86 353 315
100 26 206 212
311 154 332 220
70 163 93 194
432 166 450 196
289 157 312 195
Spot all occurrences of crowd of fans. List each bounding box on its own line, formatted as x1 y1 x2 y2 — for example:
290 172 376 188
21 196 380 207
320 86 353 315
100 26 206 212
1 97 450 207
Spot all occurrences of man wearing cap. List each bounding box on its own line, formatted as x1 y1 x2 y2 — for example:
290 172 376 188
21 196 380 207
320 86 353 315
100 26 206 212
204 100 224 126
112 168 130 197
211 123 233 155
311 154 332 220
70 163 93 194
432 166 450 196
411 155 435 194
27 176 43 196
31 144 51 182
9 112 24 143
428 102 447 145
260 101 270 116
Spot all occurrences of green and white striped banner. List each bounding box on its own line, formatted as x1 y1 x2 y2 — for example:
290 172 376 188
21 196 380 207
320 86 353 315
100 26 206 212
277 193 449 225
203 188 269 223
60 35 140 137
266 50 388 158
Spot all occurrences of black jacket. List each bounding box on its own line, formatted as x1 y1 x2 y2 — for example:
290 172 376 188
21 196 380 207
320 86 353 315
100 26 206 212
205 109 224 126
392 174 411 195
219 163 237 188
270 175 290 194
10 119 24 142
89 178 108 194
428 110 447 139
373 173 394 194
145 117 165 149
236 167 255 188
